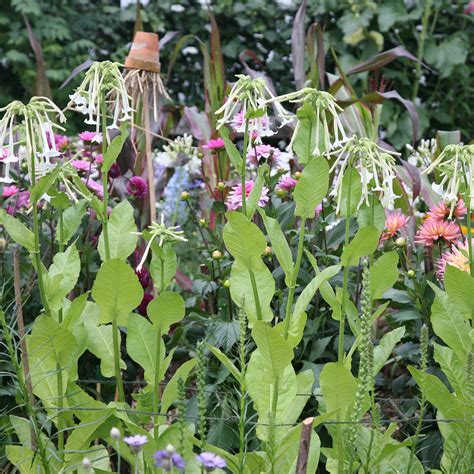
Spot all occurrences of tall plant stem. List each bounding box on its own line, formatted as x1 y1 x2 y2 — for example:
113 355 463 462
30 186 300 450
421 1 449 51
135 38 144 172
153 328 162 440
283 219 306 339
248 269 262 321
462 164 473 275
56 361 64 460
338 168 353 362
240 119 250 215
412 0 433 101
238 310 247 474
112 318 125 402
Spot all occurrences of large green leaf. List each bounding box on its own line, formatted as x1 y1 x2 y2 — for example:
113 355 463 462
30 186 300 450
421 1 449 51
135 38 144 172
251 321 293 380
101 124 128 173
0 209 35 252
44 244 80 311
84 320 125 378
293 156 329 218
127 313 163 383
161 359 196 414
370 251 399 299
339 166 362 218
319 362 358 421
147 291 185 332
219 126 243 172
208 345 241 383
150 243 177 292
357 197 386 231
373 327 405 375
57 199 87 245
91 259 143 326
258 208 294 283
433 342 466 396
429 286 471 362
292 102 317 164
224 211 266 270
230 260 274 325
246 164 268 219
98 200 137 261
444 265 474 318
341 226 379 266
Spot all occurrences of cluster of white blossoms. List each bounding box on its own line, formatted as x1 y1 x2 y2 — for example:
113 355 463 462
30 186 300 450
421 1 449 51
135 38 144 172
67 61 133 142
0 97 66 183
406 138 436 170
329 136 400 213
154 134 201 175
215 74 291 142
268 88 348 156
424 144 474 212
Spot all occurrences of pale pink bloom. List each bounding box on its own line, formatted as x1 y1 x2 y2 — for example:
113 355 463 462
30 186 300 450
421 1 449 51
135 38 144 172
202 138 225 150
226 180 269 211
2 185 19 198
465 2 474 14
381 209 409 241
82 177 103 198
277 175 297 191
437 240 471 279
426 199 467 221
79 131 101 143
247 144 281 166
71 160 92 171
415 219 461 247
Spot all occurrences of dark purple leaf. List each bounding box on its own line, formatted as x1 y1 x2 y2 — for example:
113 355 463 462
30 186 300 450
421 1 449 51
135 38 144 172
59 59 93 90
399 158 421 200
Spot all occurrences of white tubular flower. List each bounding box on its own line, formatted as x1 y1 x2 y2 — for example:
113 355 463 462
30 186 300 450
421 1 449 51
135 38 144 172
330 136 400 214
268 88 347 157
423 144 474 212
135 214 188 272
215 74 291 143
66 61 133 143
0 97 66 184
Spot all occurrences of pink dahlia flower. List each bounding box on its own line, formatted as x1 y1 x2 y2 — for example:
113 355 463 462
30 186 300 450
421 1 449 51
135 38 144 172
127 176 148 199
202 138 225 150
437 240 471 279
277 175 297 191
247 144 281 166
415 219 461 247
465 2 474 14
426 199 467 221
226 180 269 211
2 185 19 198
381 209 409 241
71 160 92 172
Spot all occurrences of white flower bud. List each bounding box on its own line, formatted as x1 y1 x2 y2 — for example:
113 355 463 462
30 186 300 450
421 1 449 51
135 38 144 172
110 427 121 440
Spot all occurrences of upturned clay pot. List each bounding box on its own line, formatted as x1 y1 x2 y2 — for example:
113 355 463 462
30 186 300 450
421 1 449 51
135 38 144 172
124 31 161 73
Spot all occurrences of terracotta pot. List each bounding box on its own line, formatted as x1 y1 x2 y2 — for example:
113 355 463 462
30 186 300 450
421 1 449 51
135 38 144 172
125 31 161 73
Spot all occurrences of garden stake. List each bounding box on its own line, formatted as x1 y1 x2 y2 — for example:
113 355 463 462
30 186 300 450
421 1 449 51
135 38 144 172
295 417 314 474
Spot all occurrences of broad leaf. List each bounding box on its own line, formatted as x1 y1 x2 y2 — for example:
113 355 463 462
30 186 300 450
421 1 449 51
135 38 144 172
147 291 185 332
150 243 177 291
208 345 242 383
357 197 386 231
0 210 35 252
370 251 399 299
57 199 87 245
339 166 362 218
102 124 128 173
373 327 405 375
161 359 196 414
341 226 379 266
444 265 474 318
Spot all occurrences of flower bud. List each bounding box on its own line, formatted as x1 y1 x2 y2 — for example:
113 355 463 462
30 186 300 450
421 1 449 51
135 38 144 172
199 218 208 228
110 427 121 440
166 444 176 454
276 189 287 199
395 237 407 248
198 152 204 159
212 250 223 260
263 246 272 256
407 269 415 278
294 171 301 180
217 181 225 191
180 191 190 201
0 237 6 253
223 279 230 288
82 458 92 470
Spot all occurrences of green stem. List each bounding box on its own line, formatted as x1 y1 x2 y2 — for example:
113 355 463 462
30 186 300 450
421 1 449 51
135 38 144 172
462 163 473 276
101 96 111 261
56 362 64 461
248 269 262 321
116 440 121 474
238 315 247 474
338 168 353 362
412 0 433 101
153 328 162 440
112 318 125 402
283 219 306 339
241 119 250 215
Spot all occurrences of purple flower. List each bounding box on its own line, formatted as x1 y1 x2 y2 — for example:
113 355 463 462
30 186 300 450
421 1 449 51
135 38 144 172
154 446 185 471
196 452 227 471
109 162 121 179
127 176 148 199
123 434 148 453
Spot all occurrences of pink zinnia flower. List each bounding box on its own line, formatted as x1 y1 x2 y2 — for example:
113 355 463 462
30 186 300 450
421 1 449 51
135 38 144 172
71 160 92 172
381 209 409 241
247 144 281 166
127 176 148 199
79 131 101 143
426 199 467 221
2 185 19 198
464 2 474 14
415 219 461 247
277 175 297 191
202 138 225 150
436 240 471 279
226 180 269 211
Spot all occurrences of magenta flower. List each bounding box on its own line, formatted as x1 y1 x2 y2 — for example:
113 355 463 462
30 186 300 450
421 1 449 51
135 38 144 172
82 177 103 198
94 154 103 164
277 175 297 191
2 185 19 198
54 134 69 150
415 219 461 247
226 180 269 211
127 176 148 199
465 1 474 14
196 452 227 471
123 434 148 453
203 138 225 150
71 160 92 172
79 131 101 143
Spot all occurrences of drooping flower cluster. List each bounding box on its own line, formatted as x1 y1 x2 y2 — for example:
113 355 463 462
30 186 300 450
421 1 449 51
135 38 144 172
330 136 399 213
67 61 133 142
216 74 290 143
226 180 269 211
0 97 66 183
269 88 347 156
406 138 436 170
424 144 474 212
